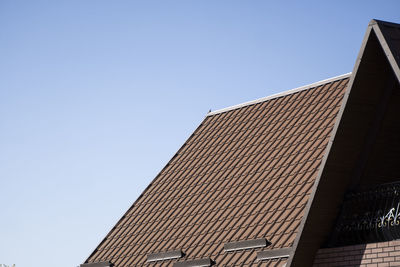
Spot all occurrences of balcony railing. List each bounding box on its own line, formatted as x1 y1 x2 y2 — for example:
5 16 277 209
328 182 400 247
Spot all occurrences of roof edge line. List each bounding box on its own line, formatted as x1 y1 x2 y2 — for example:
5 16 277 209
206 73 351 116
371 23 400 84
370 19 400 28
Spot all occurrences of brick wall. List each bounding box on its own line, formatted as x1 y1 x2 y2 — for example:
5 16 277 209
312 240 400 267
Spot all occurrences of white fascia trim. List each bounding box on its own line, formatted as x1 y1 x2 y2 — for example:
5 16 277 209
207 73 351 116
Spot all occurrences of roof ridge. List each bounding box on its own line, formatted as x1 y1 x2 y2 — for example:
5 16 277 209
206 72 351 116
369 19 400 28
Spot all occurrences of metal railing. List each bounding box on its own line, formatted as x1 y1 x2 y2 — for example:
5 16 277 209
328 182 400 246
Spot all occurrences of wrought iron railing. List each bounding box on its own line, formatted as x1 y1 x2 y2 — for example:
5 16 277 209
328 182 400 247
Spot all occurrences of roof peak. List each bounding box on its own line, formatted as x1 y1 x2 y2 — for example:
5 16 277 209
207 72 351 116
369 19 400 28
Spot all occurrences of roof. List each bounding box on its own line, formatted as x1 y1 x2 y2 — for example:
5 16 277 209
82 19 400 267
83 74 349 266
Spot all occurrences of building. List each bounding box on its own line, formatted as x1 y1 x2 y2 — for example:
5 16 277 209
80 19 400 267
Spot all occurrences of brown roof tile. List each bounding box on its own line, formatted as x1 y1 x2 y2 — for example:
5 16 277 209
85 74 349 266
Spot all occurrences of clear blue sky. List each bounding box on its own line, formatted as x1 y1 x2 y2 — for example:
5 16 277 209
0 1 398 267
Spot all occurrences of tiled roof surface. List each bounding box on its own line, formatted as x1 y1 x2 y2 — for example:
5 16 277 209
85 76 349 266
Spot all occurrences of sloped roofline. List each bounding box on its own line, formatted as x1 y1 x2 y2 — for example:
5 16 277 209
288 19 400 266
369 19 400 83
207 73 351 116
